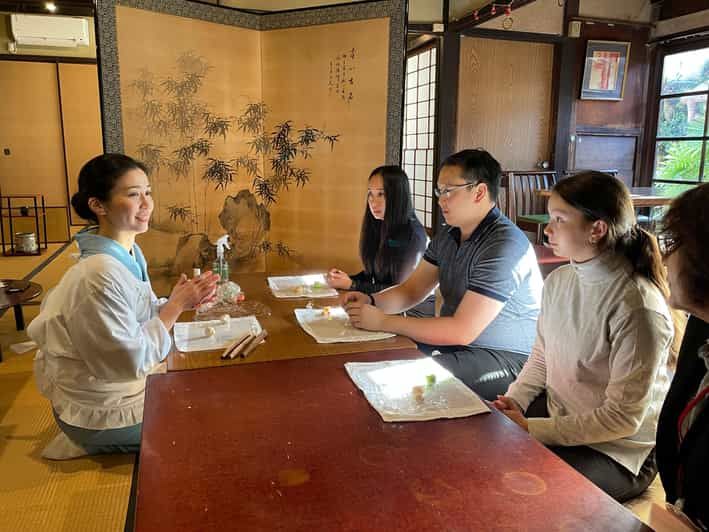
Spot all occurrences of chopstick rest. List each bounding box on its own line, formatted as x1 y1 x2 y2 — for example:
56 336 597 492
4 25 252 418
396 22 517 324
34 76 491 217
221 333 251 359
240 329 268 358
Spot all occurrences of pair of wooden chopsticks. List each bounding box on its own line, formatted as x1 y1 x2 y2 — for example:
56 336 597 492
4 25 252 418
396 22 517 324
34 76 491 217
220 330 268 359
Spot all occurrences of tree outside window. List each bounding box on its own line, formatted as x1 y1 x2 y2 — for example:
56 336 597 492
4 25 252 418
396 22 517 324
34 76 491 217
653 47 709 197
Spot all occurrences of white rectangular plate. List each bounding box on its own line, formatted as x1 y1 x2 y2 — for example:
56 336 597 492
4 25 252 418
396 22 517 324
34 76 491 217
268 274 338 299
174 316 262 352
345 358 490 422
294 307 395 343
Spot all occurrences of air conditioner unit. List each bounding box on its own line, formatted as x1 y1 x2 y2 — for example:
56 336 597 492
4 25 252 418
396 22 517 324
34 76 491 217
10 14 90 48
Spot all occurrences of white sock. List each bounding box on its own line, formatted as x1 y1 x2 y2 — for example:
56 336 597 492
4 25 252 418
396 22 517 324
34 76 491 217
41 432 89 460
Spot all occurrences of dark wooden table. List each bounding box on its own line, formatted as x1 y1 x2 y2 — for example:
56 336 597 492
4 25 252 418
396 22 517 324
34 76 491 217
164 272 416 371
0 280 42 362
134 348 650 531
0 279 42 330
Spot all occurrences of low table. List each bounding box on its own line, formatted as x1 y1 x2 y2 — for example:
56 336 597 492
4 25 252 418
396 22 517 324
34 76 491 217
166 272 416 371
134 348 650 531
0 279 42 362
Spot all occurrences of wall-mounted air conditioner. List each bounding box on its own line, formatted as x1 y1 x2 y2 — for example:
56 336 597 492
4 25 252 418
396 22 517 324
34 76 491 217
10 14 90 48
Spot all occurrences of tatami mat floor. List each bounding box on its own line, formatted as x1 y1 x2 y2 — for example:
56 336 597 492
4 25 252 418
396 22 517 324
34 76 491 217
0 237 663 530
0 242 134 532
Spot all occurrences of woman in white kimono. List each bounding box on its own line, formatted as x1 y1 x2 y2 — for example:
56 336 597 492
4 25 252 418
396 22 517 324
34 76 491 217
29 154 219 459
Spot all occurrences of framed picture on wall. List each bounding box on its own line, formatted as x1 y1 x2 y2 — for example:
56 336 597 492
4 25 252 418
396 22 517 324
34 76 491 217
580 40 631 101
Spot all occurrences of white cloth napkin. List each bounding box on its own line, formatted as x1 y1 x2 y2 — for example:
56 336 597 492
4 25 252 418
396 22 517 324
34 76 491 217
268 274 338 298
295 307 395 343
173 316 261 352
345 358 490 422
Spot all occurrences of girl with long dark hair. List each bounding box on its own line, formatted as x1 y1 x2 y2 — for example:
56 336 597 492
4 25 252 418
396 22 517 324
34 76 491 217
327 165 433 316
494 171 674 502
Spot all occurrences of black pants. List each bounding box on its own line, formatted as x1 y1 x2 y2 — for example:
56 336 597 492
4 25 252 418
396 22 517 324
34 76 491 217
419 344 528 401
526 394 658 503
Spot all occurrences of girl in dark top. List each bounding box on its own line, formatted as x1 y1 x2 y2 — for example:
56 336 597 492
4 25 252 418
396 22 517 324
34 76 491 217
656 182 709 531
326 166 433 316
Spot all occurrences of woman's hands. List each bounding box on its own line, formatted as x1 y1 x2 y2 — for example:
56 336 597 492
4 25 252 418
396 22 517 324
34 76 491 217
326 268 353 290
493 395 529 432
169 271 220 310
159 271 220 330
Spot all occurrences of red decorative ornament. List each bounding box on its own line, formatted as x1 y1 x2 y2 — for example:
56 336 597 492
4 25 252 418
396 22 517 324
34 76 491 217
491 5 496 15
505 5 512 16
473 9 479 20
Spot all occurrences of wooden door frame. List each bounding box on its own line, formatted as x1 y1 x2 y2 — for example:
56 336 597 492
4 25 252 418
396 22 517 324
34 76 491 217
405 38 442 233
436 4 572 175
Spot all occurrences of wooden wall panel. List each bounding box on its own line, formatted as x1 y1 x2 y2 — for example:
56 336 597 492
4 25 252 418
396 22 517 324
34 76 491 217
1 206 69 244
571 24 651 185
574 24 650 130
574 134 636 186
261 18 390 274
456 37 555 171
0 61 67 205
58 63 103 226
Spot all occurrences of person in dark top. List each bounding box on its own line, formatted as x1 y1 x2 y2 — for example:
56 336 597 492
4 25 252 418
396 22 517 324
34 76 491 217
327 165 434 317
341 150 543 400
656 183 709 531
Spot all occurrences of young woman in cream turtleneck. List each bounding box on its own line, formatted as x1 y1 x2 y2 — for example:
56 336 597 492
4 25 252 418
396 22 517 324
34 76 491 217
494 171 674 502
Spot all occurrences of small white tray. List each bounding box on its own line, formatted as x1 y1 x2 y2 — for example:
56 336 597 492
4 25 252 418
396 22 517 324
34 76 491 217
173 316 262 352
345 358 490 422
294 307 395 343
267 274 338 299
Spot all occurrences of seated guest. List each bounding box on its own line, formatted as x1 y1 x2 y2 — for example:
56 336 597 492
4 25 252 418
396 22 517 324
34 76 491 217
656 183 709 530
29 154 219 459
326 165 434 317
343 149 543 400
494 171 673 502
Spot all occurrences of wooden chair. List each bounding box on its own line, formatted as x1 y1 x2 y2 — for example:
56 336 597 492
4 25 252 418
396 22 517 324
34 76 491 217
507 170 558 244
498 172 512 219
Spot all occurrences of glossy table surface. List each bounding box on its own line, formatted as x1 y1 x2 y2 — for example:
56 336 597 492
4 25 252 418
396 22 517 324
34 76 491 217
136 348 650 532
0 279 42 309
165 272 416 371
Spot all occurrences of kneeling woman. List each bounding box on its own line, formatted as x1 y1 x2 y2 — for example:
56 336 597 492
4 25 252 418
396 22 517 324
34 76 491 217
29 154 219 459
495 172 674 502
326 166 434 317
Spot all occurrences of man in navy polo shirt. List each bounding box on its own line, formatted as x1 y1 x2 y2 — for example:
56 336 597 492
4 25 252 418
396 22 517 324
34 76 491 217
343 149 543 400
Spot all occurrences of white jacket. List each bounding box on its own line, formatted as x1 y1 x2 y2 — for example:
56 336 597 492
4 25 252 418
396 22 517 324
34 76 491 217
28 254 171 430
506 252 673 475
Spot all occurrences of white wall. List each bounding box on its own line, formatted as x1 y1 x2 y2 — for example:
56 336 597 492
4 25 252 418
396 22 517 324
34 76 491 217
478 0 564 35
578 0 653 23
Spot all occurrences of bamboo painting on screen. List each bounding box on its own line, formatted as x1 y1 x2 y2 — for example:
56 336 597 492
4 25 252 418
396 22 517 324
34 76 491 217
114 5 390 278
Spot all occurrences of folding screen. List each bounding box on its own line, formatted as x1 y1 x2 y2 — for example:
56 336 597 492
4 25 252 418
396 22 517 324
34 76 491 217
96 0 404 280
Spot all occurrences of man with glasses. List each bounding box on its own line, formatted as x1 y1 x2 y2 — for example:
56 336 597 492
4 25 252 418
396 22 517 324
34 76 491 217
343 149 543 400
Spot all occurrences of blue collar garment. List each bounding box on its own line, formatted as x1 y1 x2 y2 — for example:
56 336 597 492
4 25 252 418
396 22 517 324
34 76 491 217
74 226 149 282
